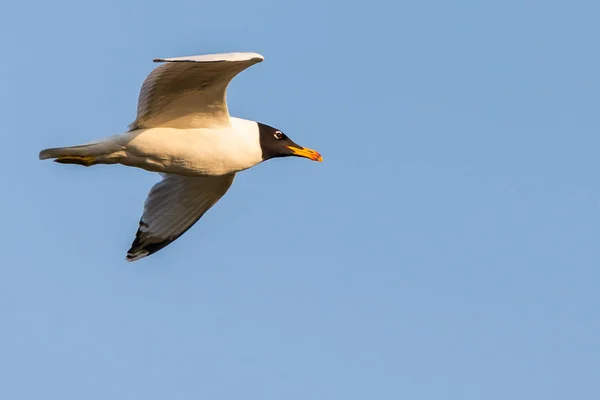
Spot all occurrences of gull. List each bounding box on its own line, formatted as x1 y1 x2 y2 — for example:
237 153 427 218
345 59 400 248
39 52 322 261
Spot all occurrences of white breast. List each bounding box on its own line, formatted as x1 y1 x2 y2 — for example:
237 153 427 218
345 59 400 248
118 118 262 176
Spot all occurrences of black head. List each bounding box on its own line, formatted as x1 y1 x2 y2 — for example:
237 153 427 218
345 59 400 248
257 122 322 162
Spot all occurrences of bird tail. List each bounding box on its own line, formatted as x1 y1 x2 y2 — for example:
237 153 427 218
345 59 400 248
39 138 122 167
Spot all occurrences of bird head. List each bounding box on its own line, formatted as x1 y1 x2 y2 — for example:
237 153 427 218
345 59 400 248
258 122 322 162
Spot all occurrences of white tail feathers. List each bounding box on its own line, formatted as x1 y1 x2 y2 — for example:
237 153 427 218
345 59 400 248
39 139 123 166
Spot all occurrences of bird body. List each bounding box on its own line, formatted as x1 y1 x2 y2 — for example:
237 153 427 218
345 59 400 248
48 118 264 176
121 120 262 176
39 52 321 261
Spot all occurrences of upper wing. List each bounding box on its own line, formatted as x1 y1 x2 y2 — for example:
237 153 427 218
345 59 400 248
126 173 236 261
129 52 264 130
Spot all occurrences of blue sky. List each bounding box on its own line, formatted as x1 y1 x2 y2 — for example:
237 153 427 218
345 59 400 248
2 0 599 398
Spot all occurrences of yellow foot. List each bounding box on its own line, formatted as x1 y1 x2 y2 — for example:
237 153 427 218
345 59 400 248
55 155 96 166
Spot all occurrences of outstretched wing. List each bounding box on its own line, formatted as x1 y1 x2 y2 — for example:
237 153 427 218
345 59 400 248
127 173 236 261
129 52 264 130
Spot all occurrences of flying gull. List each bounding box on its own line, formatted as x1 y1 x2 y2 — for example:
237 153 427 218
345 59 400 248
39 52 322 261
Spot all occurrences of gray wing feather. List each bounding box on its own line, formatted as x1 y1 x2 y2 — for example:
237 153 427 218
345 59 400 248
126 173 235 261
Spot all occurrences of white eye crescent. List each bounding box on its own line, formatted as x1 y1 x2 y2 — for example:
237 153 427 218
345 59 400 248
274 131 283 139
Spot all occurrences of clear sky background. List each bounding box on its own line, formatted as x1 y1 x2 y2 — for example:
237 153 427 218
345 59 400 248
2 0 599 398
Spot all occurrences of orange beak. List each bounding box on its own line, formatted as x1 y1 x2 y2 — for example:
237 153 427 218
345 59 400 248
287 146 323 162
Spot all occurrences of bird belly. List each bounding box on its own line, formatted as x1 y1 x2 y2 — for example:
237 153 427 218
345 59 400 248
117 127 262 176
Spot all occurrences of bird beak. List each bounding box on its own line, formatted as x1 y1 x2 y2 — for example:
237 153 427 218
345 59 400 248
287 146 323 162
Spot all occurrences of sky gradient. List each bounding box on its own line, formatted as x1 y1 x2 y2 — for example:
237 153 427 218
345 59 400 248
2 0 599 399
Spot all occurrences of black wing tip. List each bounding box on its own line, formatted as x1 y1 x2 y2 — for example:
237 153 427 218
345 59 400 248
126 250 149 262
126 227 173 262
126 234 150 261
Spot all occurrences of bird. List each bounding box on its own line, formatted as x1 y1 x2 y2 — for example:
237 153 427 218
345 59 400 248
39 52 322 261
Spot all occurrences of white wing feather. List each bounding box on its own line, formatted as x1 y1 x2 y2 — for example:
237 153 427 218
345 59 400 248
127 173 235 261
129 52 264 130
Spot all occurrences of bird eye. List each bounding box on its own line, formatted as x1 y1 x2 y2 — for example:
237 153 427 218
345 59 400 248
274 131 283 139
